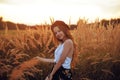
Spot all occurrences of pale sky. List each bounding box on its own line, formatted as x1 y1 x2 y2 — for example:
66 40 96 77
0 0 120 25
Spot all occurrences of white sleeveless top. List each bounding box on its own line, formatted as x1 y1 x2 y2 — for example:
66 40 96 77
54 43 72 69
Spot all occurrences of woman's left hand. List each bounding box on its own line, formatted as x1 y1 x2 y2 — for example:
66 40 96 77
49 74 53 80
45 74 53 80
45 76 49 80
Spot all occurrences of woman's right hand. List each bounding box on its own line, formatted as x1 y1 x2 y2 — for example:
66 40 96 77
34 56 43 61
34 56 54 63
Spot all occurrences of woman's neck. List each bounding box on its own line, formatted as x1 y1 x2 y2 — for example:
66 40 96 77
62 37 69 43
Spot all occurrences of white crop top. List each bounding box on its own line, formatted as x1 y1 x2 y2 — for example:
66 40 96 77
54 43 72 69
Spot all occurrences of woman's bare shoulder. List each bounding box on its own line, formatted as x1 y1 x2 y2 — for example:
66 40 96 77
64 39 73 46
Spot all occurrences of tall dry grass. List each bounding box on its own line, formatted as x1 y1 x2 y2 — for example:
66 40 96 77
0 24 55 80
0 19 120 80
71 19 120 80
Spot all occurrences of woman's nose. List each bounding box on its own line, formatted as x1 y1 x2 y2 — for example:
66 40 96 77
56 32 59 35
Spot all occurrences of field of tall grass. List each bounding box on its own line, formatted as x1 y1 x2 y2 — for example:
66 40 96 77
0 19 120 80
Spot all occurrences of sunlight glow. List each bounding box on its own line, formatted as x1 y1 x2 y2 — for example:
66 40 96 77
0 0 120 25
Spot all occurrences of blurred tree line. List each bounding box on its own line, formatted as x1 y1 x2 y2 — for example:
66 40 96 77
0 17 29 30
0 17 120 30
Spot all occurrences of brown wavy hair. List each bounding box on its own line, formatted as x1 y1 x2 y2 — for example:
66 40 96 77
51 20 78 68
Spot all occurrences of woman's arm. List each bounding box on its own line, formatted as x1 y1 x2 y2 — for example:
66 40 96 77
35 56 54 63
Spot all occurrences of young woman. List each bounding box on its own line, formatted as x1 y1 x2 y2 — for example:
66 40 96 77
36 20 77 80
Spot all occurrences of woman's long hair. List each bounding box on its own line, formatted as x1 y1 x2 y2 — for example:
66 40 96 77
51 20 78 68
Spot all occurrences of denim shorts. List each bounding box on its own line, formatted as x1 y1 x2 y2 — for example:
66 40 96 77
52 66 72 80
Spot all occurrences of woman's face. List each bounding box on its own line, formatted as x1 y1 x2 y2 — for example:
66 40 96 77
53 26 66 41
